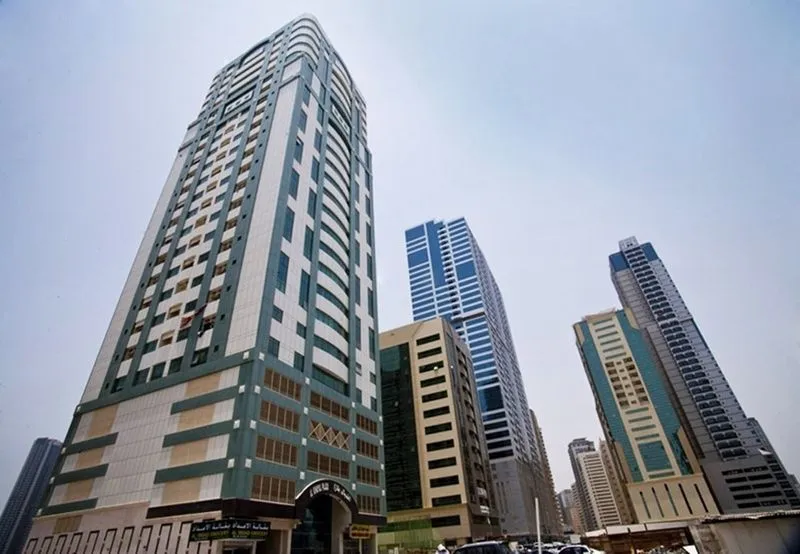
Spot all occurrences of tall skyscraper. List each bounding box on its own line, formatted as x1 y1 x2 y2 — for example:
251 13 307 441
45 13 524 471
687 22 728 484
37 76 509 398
379 318 499 549
405 218 538 535
573 450 622 528
529 410 562 539
26 15 384 554
567 438 598 531
0 438 61 554
610 237 799 513
574 309 719 522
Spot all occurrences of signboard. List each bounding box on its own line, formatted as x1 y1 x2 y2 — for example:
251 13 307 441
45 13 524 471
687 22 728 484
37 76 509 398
189 519 271 542
349 524 372 540
294 479 359 518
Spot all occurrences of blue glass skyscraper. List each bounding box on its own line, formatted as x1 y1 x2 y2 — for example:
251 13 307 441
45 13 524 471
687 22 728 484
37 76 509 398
405 218 539 535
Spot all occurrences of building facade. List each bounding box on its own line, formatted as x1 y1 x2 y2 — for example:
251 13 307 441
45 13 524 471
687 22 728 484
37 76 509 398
557 488 582 534
567 438 597 531
0 438 62 554
405 218 538 535
529 410 562 539
598 440 634 525
574 450 622 528
610 237 799 513
378 318 500 549
26 15 384 554
574 309 719 522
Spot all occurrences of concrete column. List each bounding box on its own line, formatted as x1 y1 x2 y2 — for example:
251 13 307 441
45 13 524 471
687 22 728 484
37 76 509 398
330 501 350 554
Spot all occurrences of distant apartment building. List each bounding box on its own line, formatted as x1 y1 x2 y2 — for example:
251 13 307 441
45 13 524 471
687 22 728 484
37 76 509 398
574 309 719 522
529 410 562 539
574 450 622 528
557 488 582 534
598 440 634 524
610 236 799 512
567 438 597 531
0 438 61 554
404 218 540 536
379 318 500 550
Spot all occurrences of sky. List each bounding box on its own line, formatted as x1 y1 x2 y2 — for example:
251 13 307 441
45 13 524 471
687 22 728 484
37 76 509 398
0 0 798 505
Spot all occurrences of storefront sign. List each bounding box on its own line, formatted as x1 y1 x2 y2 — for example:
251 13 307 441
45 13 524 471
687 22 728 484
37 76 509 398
295 479 360 518
189 519 271 542
349 524 372 540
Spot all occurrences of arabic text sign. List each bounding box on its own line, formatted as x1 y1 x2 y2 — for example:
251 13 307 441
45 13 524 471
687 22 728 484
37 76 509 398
349 524 372 540
189 519 271 542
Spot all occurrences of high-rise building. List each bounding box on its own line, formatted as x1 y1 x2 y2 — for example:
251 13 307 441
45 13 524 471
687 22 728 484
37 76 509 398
567 438 597 531
610 237 799 513
598 440 634 525
0 438 61 554
574 309 719 522
574 450 622 528
404 218 539 535
26 15 384 554
529 410 562 539
557 487 583 534
378 318 500 549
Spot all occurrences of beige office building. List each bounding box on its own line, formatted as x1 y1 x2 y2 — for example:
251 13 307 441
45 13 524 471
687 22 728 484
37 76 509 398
599 440 634 524
378 318 499 550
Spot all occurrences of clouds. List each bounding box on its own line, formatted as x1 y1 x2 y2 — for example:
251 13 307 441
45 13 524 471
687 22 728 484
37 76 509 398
0 0 798 502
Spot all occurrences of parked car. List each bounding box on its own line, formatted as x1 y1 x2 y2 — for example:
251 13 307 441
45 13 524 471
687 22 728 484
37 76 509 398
557 546 593 554
454 541 514 554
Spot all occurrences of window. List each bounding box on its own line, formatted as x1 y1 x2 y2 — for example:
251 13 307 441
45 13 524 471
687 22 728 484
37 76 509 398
182 257 195 270
213 263 227 276
152 313 165 326
366 223 372 246
289 169 299 198
272 306 283 322
314 336 348 365
357 414 378 435
357 465 380 486
251 475 295 505
259 400 299 432
111 377 125 393
358 495 381 515
367 254 374 279
143 340 157 354
307 451 349 479
268 337 280 357
421 375 446 388
256 435 297 466
159 332 174 347
424 406 450 418
356 438 379 460
151 362 165 380
263 368 301 401
431 516 460 528
191 275 203 287
425 422 452 435
418 347 442 359
159 289 173 301
298 110 307 132
354 276 361 305
167 266 179 278
310 391 349 422
367 289 374 317
307 190 317 217
133 368 148 386
422 390 448 403
302 86 311 105
276 252 289 292
175 279 189 293
184 299 197 313
303 227 314 259
432 495 461 507
296 322 307 338
368 328 375 360
354 316 362 350
314 130 322 151
426 439 454 452
282 207 295 241
311 158 320 183
293 352 305 371
191 347 208 366
428 457 457 470
299 271 311 309
168 357 182 375
294 138 303 162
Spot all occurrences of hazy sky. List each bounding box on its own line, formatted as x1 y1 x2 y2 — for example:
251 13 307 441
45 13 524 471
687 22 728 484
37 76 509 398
1 0 798 505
